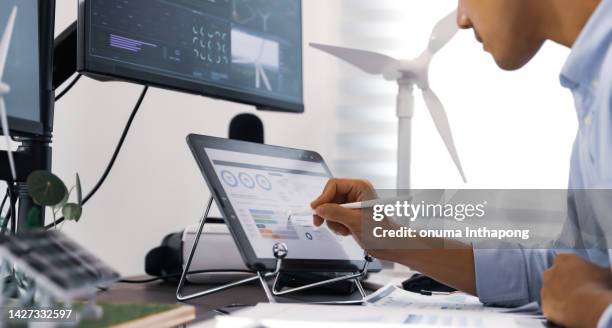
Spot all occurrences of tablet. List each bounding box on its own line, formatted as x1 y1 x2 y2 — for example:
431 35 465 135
187 134 380 273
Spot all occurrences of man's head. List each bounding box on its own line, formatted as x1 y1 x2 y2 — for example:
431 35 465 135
457 0 546 70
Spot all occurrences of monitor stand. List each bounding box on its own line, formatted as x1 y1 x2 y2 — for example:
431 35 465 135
0 137 51 305
0 136 52 231
0 20 78 232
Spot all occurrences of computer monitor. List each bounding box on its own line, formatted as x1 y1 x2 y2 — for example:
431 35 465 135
77 0 303 113
0 0 54 136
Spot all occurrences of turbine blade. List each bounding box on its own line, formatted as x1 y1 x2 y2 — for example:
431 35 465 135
421 88 466 183
428 10 458 54
259 65 272 91
310 43 398 75
0 97 17 181
0 6 17 80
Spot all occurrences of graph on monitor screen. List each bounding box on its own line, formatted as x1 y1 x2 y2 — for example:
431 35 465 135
82 0 303 110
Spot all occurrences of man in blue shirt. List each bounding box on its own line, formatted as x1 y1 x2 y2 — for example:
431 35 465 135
310 0 611 327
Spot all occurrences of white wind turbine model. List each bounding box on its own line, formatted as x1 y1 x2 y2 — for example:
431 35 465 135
254 42 273 91
311 11 465 189
233 37 274 91
0 6 18 181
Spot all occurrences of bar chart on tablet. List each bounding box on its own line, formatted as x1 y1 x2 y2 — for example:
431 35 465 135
249 209 299 240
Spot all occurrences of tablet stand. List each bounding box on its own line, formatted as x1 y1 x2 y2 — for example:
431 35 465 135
176 197 373 304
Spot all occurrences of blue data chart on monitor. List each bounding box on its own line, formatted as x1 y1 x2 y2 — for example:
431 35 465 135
80 0 303 112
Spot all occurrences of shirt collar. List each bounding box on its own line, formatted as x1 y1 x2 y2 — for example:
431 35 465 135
560 0 612 89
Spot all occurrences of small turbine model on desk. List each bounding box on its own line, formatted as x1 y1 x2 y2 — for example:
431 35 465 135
311 11 466 189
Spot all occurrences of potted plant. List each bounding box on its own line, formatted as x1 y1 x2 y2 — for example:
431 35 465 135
25 171 83 229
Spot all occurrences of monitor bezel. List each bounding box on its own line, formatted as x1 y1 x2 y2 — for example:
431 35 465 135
4 0 55 136
76 0 304 114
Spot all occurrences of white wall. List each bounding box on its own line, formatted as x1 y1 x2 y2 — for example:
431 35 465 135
50 1 577 275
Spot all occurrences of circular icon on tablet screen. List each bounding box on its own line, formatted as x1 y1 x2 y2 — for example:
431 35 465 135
238 172 256 189
255 174 272 191
221 170 238 187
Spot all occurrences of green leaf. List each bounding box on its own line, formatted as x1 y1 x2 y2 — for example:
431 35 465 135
26 207 41 229
62 203 82 222
26 171 68 207
53 187 70 210
76 173 83 206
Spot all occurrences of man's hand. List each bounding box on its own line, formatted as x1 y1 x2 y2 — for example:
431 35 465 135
542 254 612 328
310 178 378 245
310 178 478 295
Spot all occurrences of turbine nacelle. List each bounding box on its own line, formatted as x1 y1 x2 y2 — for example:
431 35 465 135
398 58 430 88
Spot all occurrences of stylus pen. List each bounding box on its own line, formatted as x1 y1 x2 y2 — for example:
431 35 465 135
286 195 412 219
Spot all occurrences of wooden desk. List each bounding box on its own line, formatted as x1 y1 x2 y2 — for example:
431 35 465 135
96 278 368 324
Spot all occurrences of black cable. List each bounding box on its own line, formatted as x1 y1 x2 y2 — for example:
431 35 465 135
212 304 254 316
118 269 254 284
45 86 149 230
0 208 10 234
0 188 8 218
7 185 16 234
118 276 165 284
55 74 82 101
2 189 18 234
0 188 9 233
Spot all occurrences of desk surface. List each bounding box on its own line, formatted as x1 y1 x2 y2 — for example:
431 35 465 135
96 277 370 324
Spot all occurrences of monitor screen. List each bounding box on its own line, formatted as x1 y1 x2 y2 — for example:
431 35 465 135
1 0 47 135
78 0 303 113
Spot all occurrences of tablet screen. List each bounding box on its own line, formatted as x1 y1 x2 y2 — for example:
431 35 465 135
204 148 365 261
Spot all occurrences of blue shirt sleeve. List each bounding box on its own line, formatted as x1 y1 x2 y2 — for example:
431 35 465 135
472 190 602 307
473 244 556 307
598 305 612 328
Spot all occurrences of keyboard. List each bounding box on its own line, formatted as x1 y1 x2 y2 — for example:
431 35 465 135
0 231 119 300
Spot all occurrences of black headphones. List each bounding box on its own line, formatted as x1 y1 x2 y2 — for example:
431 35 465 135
145 232 183 282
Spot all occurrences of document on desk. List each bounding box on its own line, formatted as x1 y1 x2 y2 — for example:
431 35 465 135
365 284 541 316
365 284 499 312
212 303 544 328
